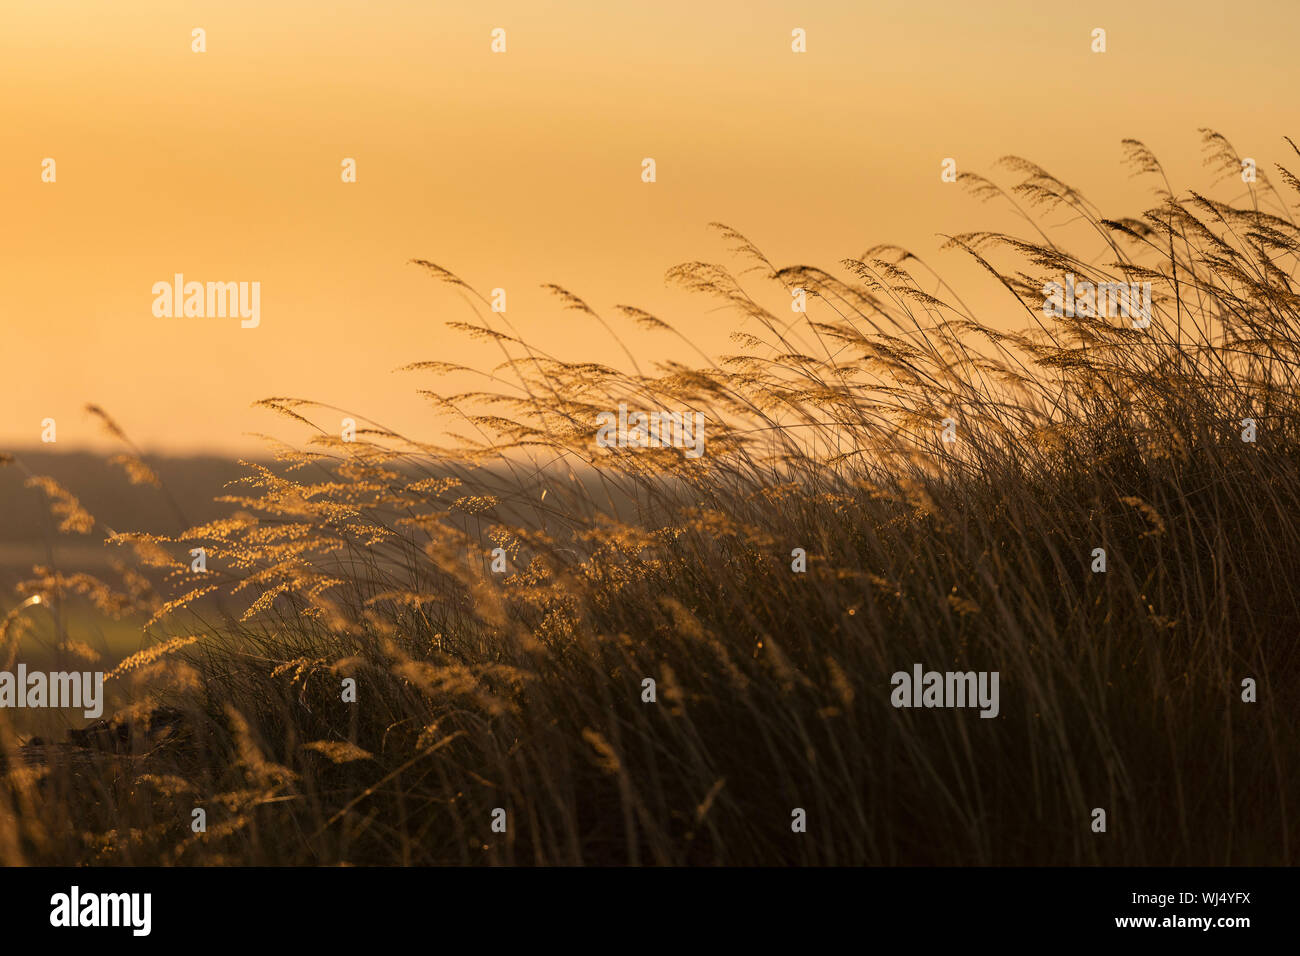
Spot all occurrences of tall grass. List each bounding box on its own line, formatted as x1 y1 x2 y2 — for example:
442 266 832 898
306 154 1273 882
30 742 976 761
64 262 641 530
2 130 1297 865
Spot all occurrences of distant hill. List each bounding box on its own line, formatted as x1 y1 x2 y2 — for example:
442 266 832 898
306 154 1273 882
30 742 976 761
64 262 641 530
0 449 268 583
0 448 643 587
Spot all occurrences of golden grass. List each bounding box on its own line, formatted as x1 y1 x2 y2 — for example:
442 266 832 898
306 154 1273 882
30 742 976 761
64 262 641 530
1 130 1298 865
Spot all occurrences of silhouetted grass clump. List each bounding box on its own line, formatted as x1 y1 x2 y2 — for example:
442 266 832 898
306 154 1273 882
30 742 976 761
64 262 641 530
2 130 1297 865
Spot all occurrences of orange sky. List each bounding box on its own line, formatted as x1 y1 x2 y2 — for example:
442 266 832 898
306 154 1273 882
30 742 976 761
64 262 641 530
3 0 1297 454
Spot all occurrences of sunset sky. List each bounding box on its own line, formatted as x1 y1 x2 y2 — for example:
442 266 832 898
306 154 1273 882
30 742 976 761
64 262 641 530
3 0 1297 454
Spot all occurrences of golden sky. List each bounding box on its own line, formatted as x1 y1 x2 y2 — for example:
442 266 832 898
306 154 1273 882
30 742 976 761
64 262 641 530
3 0 1297 454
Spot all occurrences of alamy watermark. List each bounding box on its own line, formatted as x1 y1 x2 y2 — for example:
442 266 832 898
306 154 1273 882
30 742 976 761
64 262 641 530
890 663 999 718
1043 274 1152 328
152 273 260 328
50 886 151 936
595 403 705 458
0 665 103 719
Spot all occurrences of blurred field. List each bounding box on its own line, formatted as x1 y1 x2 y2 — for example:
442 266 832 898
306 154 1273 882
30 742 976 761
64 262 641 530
0 450 253 578
0 454 247 740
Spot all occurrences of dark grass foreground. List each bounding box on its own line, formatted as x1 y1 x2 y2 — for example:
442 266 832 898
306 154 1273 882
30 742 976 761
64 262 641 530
2 130 1298 865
